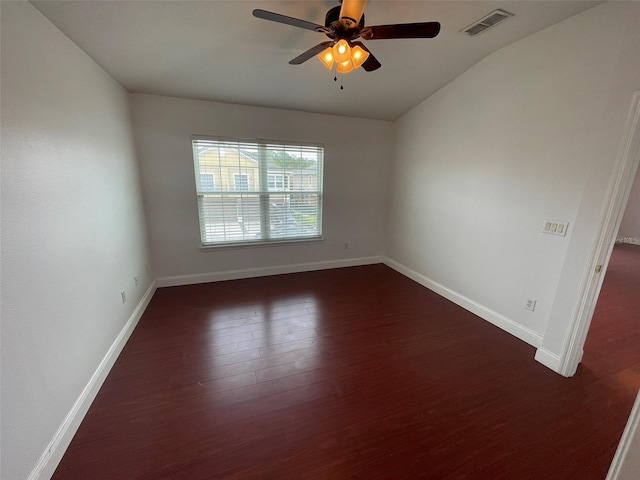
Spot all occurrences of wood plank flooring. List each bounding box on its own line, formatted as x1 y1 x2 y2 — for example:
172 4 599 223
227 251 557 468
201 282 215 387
583 243 640 397
52 252 640 479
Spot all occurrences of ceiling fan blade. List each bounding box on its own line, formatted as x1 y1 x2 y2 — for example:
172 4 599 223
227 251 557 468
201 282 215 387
339 0 368 28
351 41 381 71
252 9 326 33
361 22 441 40
289 41 335 65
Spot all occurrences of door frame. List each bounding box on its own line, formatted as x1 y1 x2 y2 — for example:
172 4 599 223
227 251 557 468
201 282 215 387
559 91 640 377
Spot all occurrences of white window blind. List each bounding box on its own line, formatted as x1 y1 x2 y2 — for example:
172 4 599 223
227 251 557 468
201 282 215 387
192 137 324 246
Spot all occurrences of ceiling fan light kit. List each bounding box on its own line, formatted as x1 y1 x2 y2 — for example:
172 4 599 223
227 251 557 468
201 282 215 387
332 39 352 63
317 40 370 72
252 0 441 82
318 48 335 69
337 60 354 74
350 44 369 68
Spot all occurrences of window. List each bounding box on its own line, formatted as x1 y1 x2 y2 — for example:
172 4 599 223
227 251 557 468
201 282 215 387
234 174 249 191
192 137 324 246
267 174 289 191
199 173 215 191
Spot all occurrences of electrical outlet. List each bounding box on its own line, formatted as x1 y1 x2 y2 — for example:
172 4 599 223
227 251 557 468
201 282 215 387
525 298 536 312
134 274 139 286
121 291 126 304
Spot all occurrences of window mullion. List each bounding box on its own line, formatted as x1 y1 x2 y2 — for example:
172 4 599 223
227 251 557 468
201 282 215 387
258 145 270 240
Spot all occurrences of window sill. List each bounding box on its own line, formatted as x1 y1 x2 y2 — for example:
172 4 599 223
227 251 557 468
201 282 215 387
199 236 324 252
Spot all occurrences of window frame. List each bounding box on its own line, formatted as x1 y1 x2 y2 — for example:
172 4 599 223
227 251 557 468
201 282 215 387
191 135 324 249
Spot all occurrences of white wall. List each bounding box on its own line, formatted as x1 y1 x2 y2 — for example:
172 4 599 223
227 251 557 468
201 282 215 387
130 94 393 281
618 167 640 241
387 2 640 363
0 2 152 479
2 2 637 478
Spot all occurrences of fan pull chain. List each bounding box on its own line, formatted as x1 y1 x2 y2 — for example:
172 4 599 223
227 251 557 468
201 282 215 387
331 65 344 91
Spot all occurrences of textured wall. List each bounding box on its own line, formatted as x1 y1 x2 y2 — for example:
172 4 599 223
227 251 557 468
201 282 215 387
130 93 393 279
1 2 151 478
386 2 640 361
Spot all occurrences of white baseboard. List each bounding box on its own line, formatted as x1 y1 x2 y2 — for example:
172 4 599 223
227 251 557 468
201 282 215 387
156 256 383 287
607 389 640 480
534 347 562 373
616 237 640 245
383 257 543 348
29 281 157 480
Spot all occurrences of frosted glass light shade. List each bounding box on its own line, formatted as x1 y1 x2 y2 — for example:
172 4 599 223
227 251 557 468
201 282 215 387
332 39 351 64
350 45 369 69
336 59 354 73
318 48 334 70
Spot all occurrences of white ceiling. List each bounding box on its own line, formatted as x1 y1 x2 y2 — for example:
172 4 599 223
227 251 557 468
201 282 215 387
30 0 601 121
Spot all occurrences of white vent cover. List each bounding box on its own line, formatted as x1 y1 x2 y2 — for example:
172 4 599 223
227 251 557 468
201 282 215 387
462 9 514 36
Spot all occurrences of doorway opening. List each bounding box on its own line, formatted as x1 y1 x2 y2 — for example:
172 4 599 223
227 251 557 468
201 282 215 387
581 216 640 390
561 92 640 377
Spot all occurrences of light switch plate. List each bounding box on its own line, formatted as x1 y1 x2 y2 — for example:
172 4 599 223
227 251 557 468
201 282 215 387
543 220 569 236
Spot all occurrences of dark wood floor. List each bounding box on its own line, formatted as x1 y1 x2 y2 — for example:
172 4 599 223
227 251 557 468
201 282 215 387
53 248 640 479
583 243 640 396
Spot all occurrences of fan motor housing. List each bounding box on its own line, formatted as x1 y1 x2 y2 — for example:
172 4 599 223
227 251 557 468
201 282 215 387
325 5 364 30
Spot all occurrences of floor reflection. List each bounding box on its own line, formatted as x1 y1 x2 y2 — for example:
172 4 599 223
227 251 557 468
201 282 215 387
201 294 321 383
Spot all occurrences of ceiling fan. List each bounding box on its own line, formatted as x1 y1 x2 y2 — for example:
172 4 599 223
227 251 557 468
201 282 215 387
252 0 441 75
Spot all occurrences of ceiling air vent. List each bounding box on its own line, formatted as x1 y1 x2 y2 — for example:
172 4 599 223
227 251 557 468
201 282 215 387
462 9 514 36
